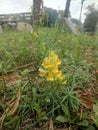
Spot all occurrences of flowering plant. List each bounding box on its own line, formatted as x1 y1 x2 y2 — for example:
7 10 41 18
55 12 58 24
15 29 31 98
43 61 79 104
39 51 66 84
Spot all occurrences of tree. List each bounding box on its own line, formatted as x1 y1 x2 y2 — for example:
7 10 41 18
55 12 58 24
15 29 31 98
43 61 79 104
33 0 43 27
64 0 78 35
83 4 98 34
64 0 71 18
79 0 86 23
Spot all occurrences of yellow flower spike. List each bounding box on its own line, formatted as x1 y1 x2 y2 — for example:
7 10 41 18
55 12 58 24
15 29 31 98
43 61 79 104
47 73 54 81
39 50 66 83
49 51 58 60
39 68 46 77
42 58 52 68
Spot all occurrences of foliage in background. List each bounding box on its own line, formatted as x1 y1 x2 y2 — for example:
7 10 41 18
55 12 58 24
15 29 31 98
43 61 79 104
40 7 58 27
83 4 98 34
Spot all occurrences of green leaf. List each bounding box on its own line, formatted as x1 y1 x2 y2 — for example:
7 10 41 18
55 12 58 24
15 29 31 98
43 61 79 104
32 87 37 96
56 115 67 123
77 120 89 126
93 103 98 116
91 116 98 128
61 104 71 118
40 115 48 121
85 125 96 130
21 69 29 77
0 63 2 69
4 116 19 126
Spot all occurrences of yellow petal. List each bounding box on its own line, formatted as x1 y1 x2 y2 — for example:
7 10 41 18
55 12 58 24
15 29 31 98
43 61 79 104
42 58 52 68
47 73 54 81
49 51 58 60
50 65 58 72
39 68 46 77
55 57 61 65
55 71 62 77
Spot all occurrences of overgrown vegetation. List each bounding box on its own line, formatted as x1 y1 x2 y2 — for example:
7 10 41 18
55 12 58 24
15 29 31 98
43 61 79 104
0 28 98 130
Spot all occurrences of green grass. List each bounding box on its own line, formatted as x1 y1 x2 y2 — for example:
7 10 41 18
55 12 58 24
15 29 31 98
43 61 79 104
0 28 98 130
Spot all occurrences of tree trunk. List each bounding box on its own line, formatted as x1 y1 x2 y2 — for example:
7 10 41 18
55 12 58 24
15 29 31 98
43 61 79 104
79 0 85 23
64 0 71 18
64 0 77 35
33 0 43 27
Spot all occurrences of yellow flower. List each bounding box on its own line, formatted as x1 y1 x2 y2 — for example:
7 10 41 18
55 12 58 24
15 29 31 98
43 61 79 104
47 73 54 81
59 75 67 84
42 58 52 68
55 71 62 78
49 51 58 60
39 50 67 84
39 68 46 77
50 65 58 72
55 57 61 65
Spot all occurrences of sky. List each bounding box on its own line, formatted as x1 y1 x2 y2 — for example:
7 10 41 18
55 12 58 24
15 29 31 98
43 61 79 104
0 0 98 22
